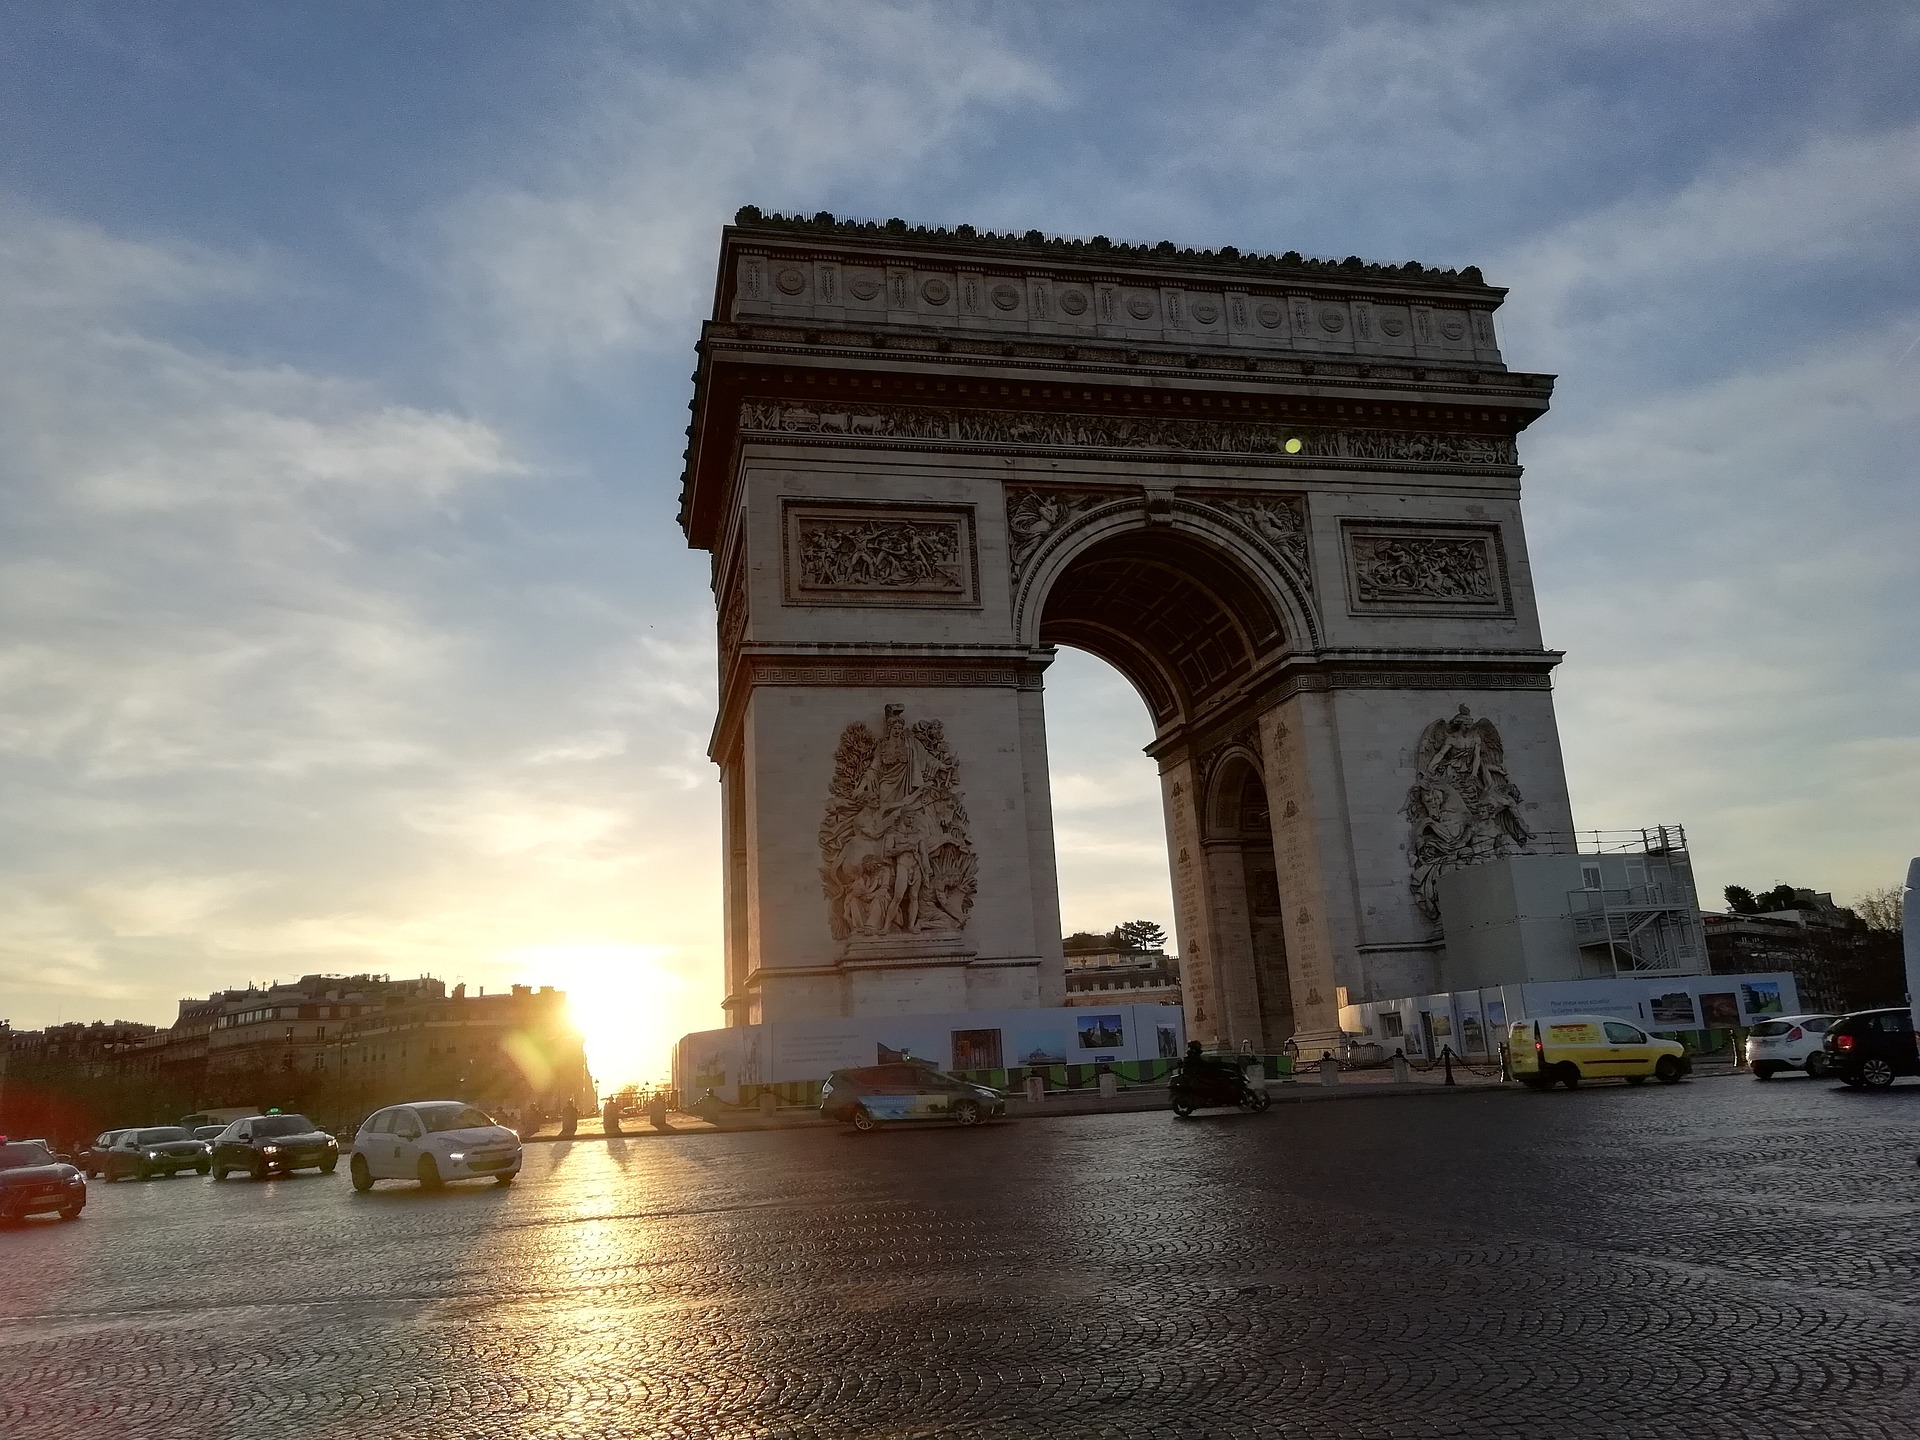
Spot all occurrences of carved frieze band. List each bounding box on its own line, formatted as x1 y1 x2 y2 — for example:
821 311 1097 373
1340 520 1510 617
741 398 1517 468
748 664 1044 690
1190 492 1311 590
782 499 980 608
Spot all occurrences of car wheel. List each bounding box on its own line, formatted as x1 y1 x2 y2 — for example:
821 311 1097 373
1558 1064 1581 1089
251 1160 267 1182
1654 1057 1684 1085
138 1164 153 1182
952 1100 982 1126
1843 1069 1866 1089
1518 1076 1549 1091
196 1163 210 1176
495 1172 515 1186
212 1165 227 1181
58 1205 81 1222
850 1106 877 1133
350 1155 374 1193
319 1157 337 1175
417 1154 443 1189
1171 1099 1196 1118
1805 1053 1829 1078
1754 1064 1775 1080
1862 1057 1897 1088
1246 1089 1272 1112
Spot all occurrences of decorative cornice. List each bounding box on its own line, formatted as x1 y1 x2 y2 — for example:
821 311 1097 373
733 207 1499 293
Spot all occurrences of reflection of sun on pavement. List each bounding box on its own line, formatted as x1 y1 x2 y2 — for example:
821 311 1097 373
501 944 693 1093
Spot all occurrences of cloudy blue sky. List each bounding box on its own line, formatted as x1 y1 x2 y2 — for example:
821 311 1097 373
2 1 1915 1077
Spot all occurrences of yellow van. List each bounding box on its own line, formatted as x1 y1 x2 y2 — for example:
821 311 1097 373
1508 1014 1691 1089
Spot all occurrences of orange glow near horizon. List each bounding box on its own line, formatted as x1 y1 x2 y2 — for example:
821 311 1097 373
501 943 698 1095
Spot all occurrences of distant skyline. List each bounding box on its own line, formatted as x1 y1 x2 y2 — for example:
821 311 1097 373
1 3 1915 1084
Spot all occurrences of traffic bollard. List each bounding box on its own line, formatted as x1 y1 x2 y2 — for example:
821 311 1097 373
1024 1074 1044 1103
1319 1053 1340 1086
1098 1071 1118 1099
1392 1050 1411 1084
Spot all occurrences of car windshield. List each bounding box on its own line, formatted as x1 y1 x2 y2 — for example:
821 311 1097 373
0 1142 55 1170
136 1128 190 1144
416 1103 494 1133
253 1115 315 1138
1750 1021 1794 1038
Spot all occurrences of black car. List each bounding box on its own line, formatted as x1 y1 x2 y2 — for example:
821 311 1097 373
101 1126 212 1181
1824 1007 1918 1088
210 1113 339 1180
0 1138 87 1222
819 1063 1007 1130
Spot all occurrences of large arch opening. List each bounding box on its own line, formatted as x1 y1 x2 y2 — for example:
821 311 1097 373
1036 524 1298 1049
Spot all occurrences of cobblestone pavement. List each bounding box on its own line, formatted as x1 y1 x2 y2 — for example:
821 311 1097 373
4 1075 1917 1439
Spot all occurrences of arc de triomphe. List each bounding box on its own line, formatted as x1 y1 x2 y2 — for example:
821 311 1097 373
680 210 1575 1055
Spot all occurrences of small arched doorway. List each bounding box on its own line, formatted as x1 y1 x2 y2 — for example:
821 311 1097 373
1036 519 1301 1050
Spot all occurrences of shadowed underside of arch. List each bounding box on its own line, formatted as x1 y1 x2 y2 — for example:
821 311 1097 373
1036 530 1289 727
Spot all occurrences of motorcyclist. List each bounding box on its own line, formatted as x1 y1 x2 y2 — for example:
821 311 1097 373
1176 1041 1233 1090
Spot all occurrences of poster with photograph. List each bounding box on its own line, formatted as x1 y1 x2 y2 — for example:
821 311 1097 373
1010 1019 1070 1067
1740 981 1784 1018
951 1028 1004 1071
1076 1013 1125 1050
1699 992 1739 1027
1649 991 1697 1026
1157 1025 1181 1060
1484 999 1507 1034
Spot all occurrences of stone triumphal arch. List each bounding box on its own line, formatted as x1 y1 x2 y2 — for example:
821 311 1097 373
680 210 1575 1054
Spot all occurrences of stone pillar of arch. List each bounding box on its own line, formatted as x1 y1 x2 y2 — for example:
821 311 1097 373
680 210 1576 1041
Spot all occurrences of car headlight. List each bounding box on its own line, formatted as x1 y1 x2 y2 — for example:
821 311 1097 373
447 1152 465 1162
67 1174 84 1185
147 1151 163 1161
325 1138 338 1150
260 1145 280 1155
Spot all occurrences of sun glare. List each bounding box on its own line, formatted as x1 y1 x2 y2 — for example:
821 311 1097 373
500 944 696 1095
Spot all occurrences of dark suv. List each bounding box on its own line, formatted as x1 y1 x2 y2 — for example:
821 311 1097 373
1824 1007 1918 1089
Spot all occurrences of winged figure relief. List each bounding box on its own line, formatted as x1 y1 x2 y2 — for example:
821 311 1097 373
1404 705 1532 921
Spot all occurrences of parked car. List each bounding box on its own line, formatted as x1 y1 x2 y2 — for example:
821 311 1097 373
210 1113 338 1180
1746 1014 1840 1079
191 1126 226 1144
101 1127 211 1181
76 1129 137 1178
0 1139 87 1223
349 1102 522 1191
1823 1007 1919 1089
819 1063 1007 1130
1508 1015 1691 1089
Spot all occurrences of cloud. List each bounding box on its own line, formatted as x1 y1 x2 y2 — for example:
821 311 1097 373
433 0 1058 368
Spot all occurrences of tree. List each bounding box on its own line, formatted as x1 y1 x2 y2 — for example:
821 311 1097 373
1855 885 1905 934
1110 919 1168 953
1062 931 1110 954
1724 885 1759 914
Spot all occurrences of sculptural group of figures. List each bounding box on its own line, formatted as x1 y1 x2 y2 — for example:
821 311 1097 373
797 518 964 592
1404 705 1532 920
1355 536 1493 602
820 705 978 942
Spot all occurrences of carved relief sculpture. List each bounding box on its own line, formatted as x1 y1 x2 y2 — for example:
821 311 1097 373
1403 706 1532 921
798 517 964 593
783 502 978 607
1353 535 1494 603
741 399 1518 467
820 704 978 945
1209 495 1310 586
1006 488 1102 580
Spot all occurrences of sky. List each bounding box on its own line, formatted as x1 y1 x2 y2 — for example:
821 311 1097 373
1 1 1916 1087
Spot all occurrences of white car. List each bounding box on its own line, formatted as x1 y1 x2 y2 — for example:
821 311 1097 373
348 1101 522 1191
1747 1014 1840 1079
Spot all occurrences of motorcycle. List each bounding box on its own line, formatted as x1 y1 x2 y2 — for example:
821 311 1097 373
1169 1064 1272 1118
